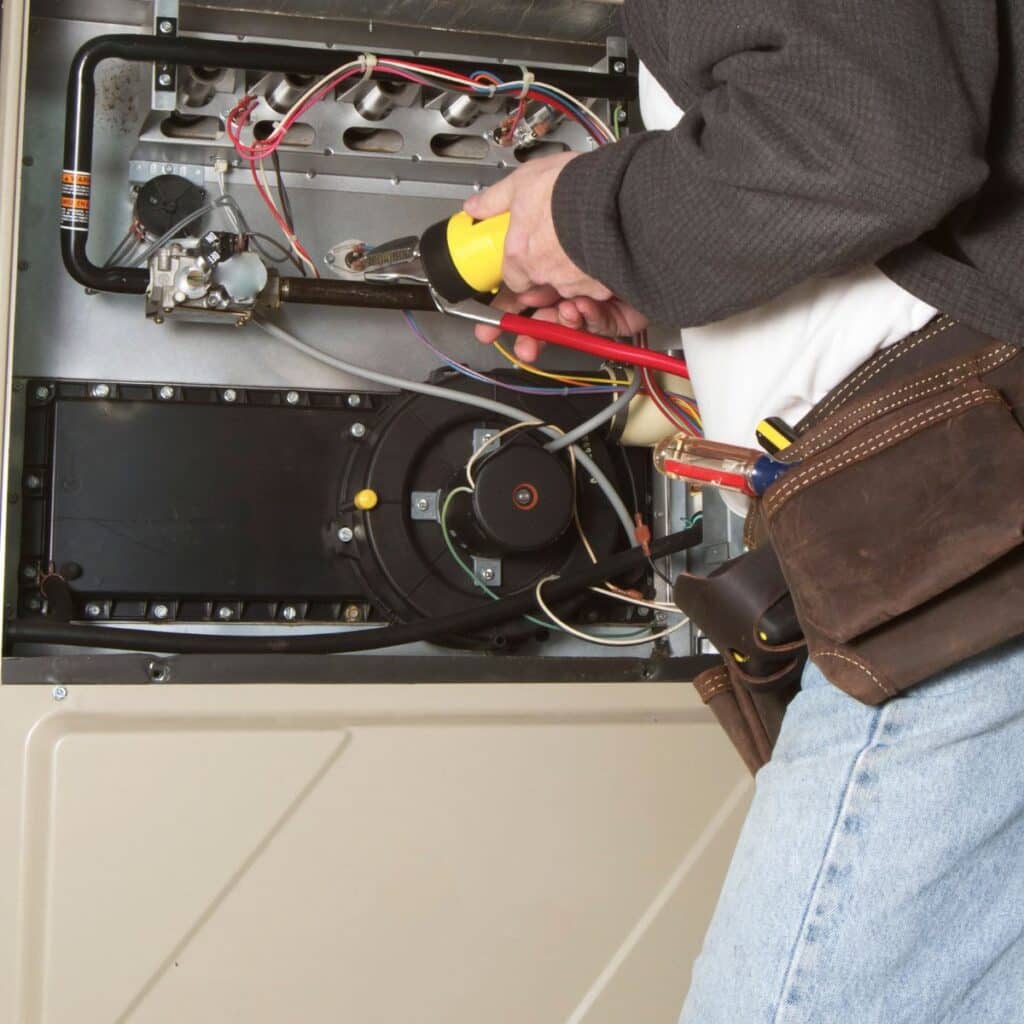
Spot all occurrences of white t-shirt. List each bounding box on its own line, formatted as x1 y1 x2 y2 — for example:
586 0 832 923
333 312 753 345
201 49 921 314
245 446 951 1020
638 63 938 510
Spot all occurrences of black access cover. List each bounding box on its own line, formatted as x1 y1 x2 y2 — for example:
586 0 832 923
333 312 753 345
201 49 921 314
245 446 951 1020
49 397 360 601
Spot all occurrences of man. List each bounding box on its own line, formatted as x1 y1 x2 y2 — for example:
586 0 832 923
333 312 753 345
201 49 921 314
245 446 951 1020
464 2 1024 1021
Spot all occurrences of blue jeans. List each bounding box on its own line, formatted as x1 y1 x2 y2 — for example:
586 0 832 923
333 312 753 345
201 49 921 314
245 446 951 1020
680 638 1024 1024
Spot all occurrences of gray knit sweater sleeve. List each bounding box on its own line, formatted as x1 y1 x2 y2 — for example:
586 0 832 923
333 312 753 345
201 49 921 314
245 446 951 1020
552 0 996 328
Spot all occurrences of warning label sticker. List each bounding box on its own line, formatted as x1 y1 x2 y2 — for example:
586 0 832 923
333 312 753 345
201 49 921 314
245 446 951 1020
60 169 91 230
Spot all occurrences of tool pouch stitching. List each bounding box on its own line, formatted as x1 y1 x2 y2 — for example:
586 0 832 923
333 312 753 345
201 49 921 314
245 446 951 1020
762 359 1024 704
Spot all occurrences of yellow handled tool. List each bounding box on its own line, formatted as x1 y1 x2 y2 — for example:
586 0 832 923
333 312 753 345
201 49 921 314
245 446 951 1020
419 211 510 302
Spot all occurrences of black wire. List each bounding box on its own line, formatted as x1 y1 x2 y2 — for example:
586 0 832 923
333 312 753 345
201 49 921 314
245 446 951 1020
6 526 702 655
619 448 675 587
270 150 295 233
246 232 307 276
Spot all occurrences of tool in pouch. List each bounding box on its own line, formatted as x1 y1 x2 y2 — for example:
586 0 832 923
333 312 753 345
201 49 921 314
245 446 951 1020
330 212 692 379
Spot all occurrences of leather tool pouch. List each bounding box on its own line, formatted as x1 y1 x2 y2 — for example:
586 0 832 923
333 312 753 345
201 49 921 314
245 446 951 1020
675 546 807 774
760 343 1024 706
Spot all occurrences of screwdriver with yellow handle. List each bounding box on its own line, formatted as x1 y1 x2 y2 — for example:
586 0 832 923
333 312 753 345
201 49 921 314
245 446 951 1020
363 209 692 379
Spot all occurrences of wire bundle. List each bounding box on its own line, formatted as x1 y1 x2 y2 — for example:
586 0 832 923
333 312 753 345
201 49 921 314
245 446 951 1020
224 54 616 271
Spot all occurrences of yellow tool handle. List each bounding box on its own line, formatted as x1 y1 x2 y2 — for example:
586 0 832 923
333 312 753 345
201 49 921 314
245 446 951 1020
445 211 510 295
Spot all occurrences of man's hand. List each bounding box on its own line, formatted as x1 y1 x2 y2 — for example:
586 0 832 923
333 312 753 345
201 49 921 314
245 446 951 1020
464 152 647 360
463 152 613 301
473 286 650 362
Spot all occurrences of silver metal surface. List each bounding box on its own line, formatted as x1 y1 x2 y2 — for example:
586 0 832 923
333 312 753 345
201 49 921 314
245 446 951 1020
16 18 616 391
410 490 441 521
52 685 68 700
472 556 501 588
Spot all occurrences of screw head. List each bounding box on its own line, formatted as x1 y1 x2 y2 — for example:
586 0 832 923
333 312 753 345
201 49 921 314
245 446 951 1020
52 686 68 701
157 72 173 88
337 526 354 543
343 604 362 623
158 18 173 32
285 390 300 406
222 388 238 403
415 497 429 512
91 383 111 398
158 385 175 400
22 564 37 580
152 603 170 620
306 169 317 180
33 385 50 401
85 602 102 618
616 107 627 121
350 422 366 439
217 605 234 620
514 487 533 507
24 474 42 491
480 567 496 583
346 394 362 408
281 605 298 621
612 59 626 73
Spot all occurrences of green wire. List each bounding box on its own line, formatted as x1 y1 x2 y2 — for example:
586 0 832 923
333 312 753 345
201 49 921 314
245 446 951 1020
612 104 623 140
439 486 662 641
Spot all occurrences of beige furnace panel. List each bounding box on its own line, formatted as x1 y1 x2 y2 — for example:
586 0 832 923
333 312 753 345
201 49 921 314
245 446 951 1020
0 683 750 1024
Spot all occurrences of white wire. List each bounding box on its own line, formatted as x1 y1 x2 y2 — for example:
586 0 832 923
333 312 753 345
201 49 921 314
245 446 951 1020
536 577 689 647
217 171 244 234
254 317 637 544
255 159 318 275
589 586 682 613
464 420 542 488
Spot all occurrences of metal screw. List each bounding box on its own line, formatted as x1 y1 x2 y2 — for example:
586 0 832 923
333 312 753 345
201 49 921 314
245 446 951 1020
27 596 42 611
347 394 362 408
285 390 300 405
158 385 175 400
217 605 234 620
173 290 187 304
148 661 170 683
306 169 317 180
343 604 362 623
350 422 366 439
85 602 102 618
616 108 627 122
163 163 174 174
415 497 429 512
33 385 50 401
480 567 496 583
222 388 238 403
24 474 41 491
324 252 336 265
390 175 400 186
22 565 37 580
157 72 173 88
91 383 111 398
337 526 354 543
153 315 165 325
281 605 297 621
52 686 68 701
514 487 533 506
612 60 626 73
158 19 174 33
22 155 34 167
152 603 169 620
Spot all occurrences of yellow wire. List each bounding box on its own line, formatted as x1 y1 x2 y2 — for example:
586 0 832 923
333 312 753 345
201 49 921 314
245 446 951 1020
492 342 632 387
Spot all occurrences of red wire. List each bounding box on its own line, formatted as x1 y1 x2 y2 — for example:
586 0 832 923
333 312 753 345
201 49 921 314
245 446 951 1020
248 161 319 276
498 314 690 378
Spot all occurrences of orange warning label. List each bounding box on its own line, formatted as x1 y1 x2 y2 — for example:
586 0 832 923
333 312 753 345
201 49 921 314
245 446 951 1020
60 168 91 230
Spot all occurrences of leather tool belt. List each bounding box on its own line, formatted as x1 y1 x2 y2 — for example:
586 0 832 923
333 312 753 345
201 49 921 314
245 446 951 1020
675 315 1024 774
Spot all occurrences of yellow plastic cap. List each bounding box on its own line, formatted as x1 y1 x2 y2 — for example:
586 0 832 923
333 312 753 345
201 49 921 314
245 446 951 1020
354 489 379 511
